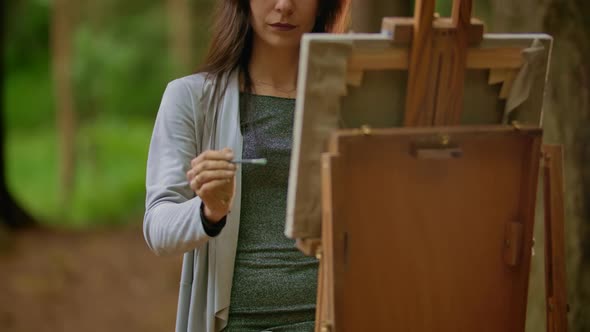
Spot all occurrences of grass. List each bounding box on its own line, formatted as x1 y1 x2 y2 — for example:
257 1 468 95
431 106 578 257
6 117 154 228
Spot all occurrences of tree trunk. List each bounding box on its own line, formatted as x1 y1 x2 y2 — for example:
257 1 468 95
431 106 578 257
351 0 412 33
51 0 76 210
167 0 193 74
0 87 36 229
488 0 590 330
0 0 36 229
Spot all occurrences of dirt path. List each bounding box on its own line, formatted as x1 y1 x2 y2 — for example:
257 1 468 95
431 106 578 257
0 224 182 332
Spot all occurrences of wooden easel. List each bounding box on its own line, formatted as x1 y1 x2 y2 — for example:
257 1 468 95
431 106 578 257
314 1 568 331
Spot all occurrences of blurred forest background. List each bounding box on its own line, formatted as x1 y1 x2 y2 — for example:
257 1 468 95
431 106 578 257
4 0 213 227
1 0 589 331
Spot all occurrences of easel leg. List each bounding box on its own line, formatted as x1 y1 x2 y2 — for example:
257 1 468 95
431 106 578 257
542 144 568 332
315 246 332 332
315 247 324 332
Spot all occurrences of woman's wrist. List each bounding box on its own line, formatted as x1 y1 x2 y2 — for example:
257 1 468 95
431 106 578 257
200 202 227 237
203 205 226 223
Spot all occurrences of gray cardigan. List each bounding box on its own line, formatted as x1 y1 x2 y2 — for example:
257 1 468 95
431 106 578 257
144 70 243 332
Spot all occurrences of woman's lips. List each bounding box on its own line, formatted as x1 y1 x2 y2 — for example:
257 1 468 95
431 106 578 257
269 23 297 31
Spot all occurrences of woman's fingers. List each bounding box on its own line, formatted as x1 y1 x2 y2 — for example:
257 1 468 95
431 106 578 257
191 148 234 168
187 160 235 180
196 160 236 173
187 148 235 180
199 178 233 196
198 178 235 209
187 148 237 214
190 170 235 191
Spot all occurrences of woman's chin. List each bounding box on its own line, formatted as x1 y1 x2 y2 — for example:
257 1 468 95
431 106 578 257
265 37 302 50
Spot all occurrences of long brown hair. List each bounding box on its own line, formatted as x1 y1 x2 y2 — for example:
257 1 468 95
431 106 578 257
198 0 350 98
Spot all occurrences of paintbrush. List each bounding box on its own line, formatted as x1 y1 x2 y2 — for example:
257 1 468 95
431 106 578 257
230 158 267 165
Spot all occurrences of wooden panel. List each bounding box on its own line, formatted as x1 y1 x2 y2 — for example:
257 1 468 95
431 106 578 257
452 0 473 32
404 0 436 126
468 47 524 69
403 0 479 126
542 145 568 332
431 27 469 125
347 49 409 71
322 126 542 331
382 17 485 45
285 33 552 243
347 47 525 73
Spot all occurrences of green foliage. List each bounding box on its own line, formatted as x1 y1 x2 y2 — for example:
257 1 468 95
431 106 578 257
72 5 175 121
4 0 51 71
6 126 60 220
435 0 453 16
408 0 490 18
5 0 214 227
4 61 55 130
6 117 154 228
4 0 54 130
409 0 453 15
69 117 153 226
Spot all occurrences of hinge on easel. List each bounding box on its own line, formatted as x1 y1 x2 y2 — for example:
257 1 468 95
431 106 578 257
315 246 323 260
541 149 552 169
503 221 524 266
320 321 333 332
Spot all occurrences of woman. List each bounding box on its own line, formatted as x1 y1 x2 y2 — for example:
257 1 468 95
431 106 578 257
144 1 348 331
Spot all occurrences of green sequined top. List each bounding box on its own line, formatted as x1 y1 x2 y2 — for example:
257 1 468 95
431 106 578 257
224 94 318 332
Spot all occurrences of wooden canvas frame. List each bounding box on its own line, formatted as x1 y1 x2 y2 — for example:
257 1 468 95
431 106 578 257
284 1 565 330
285 33 553 254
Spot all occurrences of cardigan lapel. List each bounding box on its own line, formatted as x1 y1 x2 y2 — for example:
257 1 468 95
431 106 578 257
211 70 243 328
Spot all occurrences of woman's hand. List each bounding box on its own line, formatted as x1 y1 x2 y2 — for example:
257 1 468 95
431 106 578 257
186 147 237 223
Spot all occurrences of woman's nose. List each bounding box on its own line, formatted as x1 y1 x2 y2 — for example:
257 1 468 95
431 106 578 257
274 0 294 16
